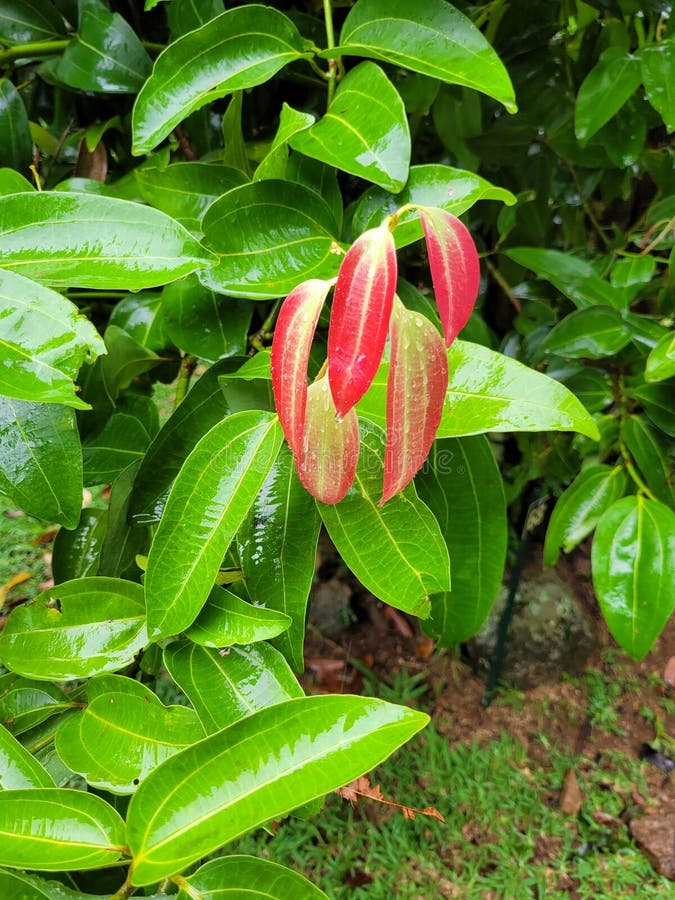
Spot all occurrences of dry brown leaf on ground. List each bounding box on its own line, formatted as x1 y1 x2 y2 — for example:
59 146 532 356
336 774 445 822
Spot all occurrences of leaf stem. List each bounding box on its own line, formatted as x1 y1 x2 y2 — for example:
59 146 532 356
249 298 282 352
0 39 70 64
174 353 198 408
323 0 337 108
620 441 657 501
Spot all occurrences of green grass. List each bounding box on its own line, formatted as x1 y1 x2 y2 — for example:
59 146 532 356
230 727 672 899
0 496 52 604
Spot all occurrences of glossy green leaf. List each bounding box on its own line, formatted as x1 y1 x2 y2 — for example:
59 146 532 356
0 675 75 736
52 509 107 583
506 248 623 310
574 48 641 142
645 331 675 383
0 193 215 289
168 0 224 37
0 869 130 899
318 420 450 616
162 275 252 362
0 398 83 528
416 436 507 645
98 462 150 578
290 62 410 191
82 412 152 486
544 465 628 565
255 103 315 182
287 154 343 233
0 724 55 789
130 357 245 521
53 1 151 93
0 788 126 871
621 415 675 507
592 496 675 661
238 446 321 671
329 0 516 113
55 685 204 793
558 368 613 414
0 166 34 194
0 2 64 43
127 694 428 884
163 641 302 733
0 268 105 408
200 181 341 299
610 254 656 291
132 5 312 154
352 164 515 247
639 38 675 132
179 856 328 899
135 163 247 232
0 79 31 171
99 325 161 396
108 292 170 353
185 586 291 647
0 578 148 681
542 306 632 359
358 340 600 440
629 382 675 437
145 412 283 639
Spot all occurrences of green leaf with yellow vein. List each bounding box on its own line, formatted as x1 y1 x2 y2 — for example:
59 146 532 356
178 856 328 899
0 193 215 290
199 180 341 299
592 496 675 661
185 586 291 647
0 675 75 736
290 62 410 191
132 5 313 154
163 641 302 734
127 694 428 885
416 435 507 645
0 724 55 789
318 419 450 616
55 686 205 794
357 340 600 440
0 398 83 528
326 0 516 112
0 269 104 408
0 578 148 681
0 788 126 871
145 412 283 640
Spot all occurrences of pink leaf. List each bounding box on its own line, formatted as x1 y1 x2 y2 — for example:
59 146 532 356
419 206 480 347
297 374 359 504
271 279 332 457
328 224 397 418
381 297 448 505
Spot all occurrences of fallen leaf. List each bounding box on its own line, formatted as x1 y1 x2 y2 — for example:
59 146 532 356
663 656 675 688
559 768 582 816
383 605 414 637
0 572 32 604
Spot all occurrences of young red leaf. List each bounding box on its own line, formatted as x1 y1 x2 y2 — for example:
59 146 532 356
328 224 397 418
297 373 359 504
381 297 448 505
419 206 480 347
271 279 332 457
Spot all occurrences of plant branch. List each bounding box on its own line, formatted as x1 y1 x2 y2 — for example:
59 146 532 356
174 354 198 408
619 443 657 501
323 0 338 108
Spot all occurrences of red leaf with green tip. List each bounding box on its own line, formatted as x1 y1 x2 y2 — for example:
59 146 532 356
419 206 479 347
271 279 332 457
328 224 396 418
297 374 359 504
381 297 448 505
